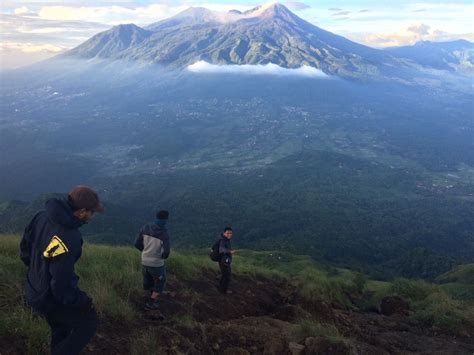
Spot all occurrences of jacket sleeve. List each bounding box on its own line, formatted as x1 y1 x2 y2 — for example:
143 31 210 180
219 239 231 255
20 233 31 267
48 236 90 308
161 231 171 259
20 212 41 266
134 228 144 251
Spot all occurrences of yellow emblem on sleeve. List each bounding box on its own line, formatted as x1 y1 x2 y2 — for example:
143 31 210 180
43 235 69 258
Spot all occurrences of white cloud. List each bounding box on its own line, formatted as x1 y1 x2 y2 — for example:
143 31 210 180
0 41 66 70
187 61 329 78
1 42 65 53
18 26 86 34
364 23 474 47
285 1 311 11
14 6 29 15
36 4 188 26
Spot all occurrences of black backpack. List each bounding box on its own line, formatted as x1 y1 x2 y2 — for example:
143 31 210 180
209 239 221 262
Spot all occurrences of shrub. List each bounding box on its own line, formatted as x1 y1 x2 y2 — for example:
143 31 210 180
389 278 437 302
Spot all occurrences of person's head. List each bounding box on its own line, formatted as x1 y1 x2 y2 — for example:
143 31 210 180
222 227 233 239
68 186 105 222
156 210 169 221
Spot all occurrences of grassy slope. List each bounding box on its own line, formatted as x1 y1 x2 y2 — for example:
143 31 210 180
436 264 474 301
1 235 473 354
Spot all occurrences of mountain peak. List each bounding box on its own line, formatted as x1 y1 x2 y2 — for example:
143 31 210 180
244 3 292 17
174 7 219 22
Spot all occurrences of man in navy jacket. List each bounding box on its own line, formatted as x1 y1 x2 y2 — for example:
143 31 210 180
20 186 104 355
218 227 235 294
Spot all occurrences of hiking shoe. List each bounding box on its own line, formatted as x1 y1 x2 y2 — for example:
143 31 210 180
145 301 160 310
217 288 233 295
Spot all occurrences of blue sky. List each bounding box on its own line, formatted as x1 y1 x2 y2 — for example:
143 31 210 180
1 1 473 69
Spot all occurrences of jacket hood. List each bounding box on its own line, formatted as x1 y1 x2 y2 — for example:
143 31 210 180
45 198 83 229
143 223 166 238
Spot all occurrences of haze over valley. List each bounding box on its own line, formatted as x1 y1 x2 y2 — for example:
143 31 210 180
1 2 473 279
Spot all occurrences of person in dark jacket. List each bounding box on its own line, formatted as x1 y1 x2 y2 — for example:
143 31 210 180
20 186 104 355
135 210 171 310
217 227 236 294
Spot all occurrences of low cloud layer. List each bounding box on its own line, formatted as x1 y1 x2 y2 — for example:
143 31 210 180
187 61 329 78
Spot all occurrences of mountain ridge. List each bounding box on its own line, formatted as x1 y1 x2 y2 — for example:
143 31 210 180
385 39 474 72
62 2 406 80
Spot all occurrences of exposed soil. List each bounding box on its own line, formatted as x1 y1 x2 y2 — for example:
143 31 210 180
85 270 474 355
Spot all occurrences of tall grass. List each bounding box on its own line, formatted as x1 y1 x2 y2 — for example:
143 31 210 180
2 234 473 354
78 244 142 321
363 277 474 331
0 236 49 354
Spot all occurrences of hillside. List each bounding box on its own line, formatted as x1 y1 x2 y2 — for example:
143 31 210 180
1 235 473 354
1 149 474 281
437 264 474 301
385 40 474 73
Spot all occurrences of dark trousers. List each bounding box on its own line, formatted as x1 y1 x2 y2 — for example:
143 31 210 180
219 261 231 293
45 306 97 355
142 265 166 294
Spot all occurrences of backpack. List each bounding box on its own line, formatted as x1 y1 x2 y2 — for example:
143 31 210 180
209 239 221 262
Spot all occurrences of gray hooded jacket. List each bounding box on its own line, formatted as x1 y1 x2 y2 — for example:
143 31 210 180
134 223 170 267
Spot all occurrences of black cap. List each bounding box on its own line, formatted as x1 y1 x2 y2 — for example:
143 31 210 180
156 210 169 220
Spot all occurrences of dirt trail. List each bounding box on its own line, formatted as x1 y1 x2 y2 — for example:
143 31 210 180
84 271 474 355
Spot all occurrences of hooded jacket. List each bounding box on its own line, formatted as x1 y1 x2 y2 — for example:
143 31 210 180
134 222 170 267
20 198 90 314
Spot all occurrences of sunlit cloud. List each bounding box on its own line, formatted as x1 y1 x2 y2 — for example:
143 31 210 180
0 41 67 70
187 61 330 78
364 23 474 47
14 6 29 15
1 42 65 53
37 4 187 25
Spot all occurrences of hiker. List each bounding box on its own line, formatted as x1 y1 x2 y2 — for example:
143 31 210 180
134 210 170 310
19 186 104 355
215 227 236 294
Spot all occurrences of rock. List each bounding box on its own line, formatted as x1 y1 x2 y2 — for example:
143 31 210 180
212 343 220 351
239 336 246 345
380 296 410 316
304 336 355 355
272 304 311 321
289 341 305 355
223 348 250 355
263 338 286 354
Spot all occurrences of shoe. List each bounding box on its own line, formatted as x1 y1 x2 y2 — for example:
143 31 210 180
145 301 160 310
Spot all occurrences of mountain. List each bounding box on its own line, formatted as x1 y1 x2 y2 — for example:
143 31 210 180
62 3 406 80
66 24 152 59
385 40 474 73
